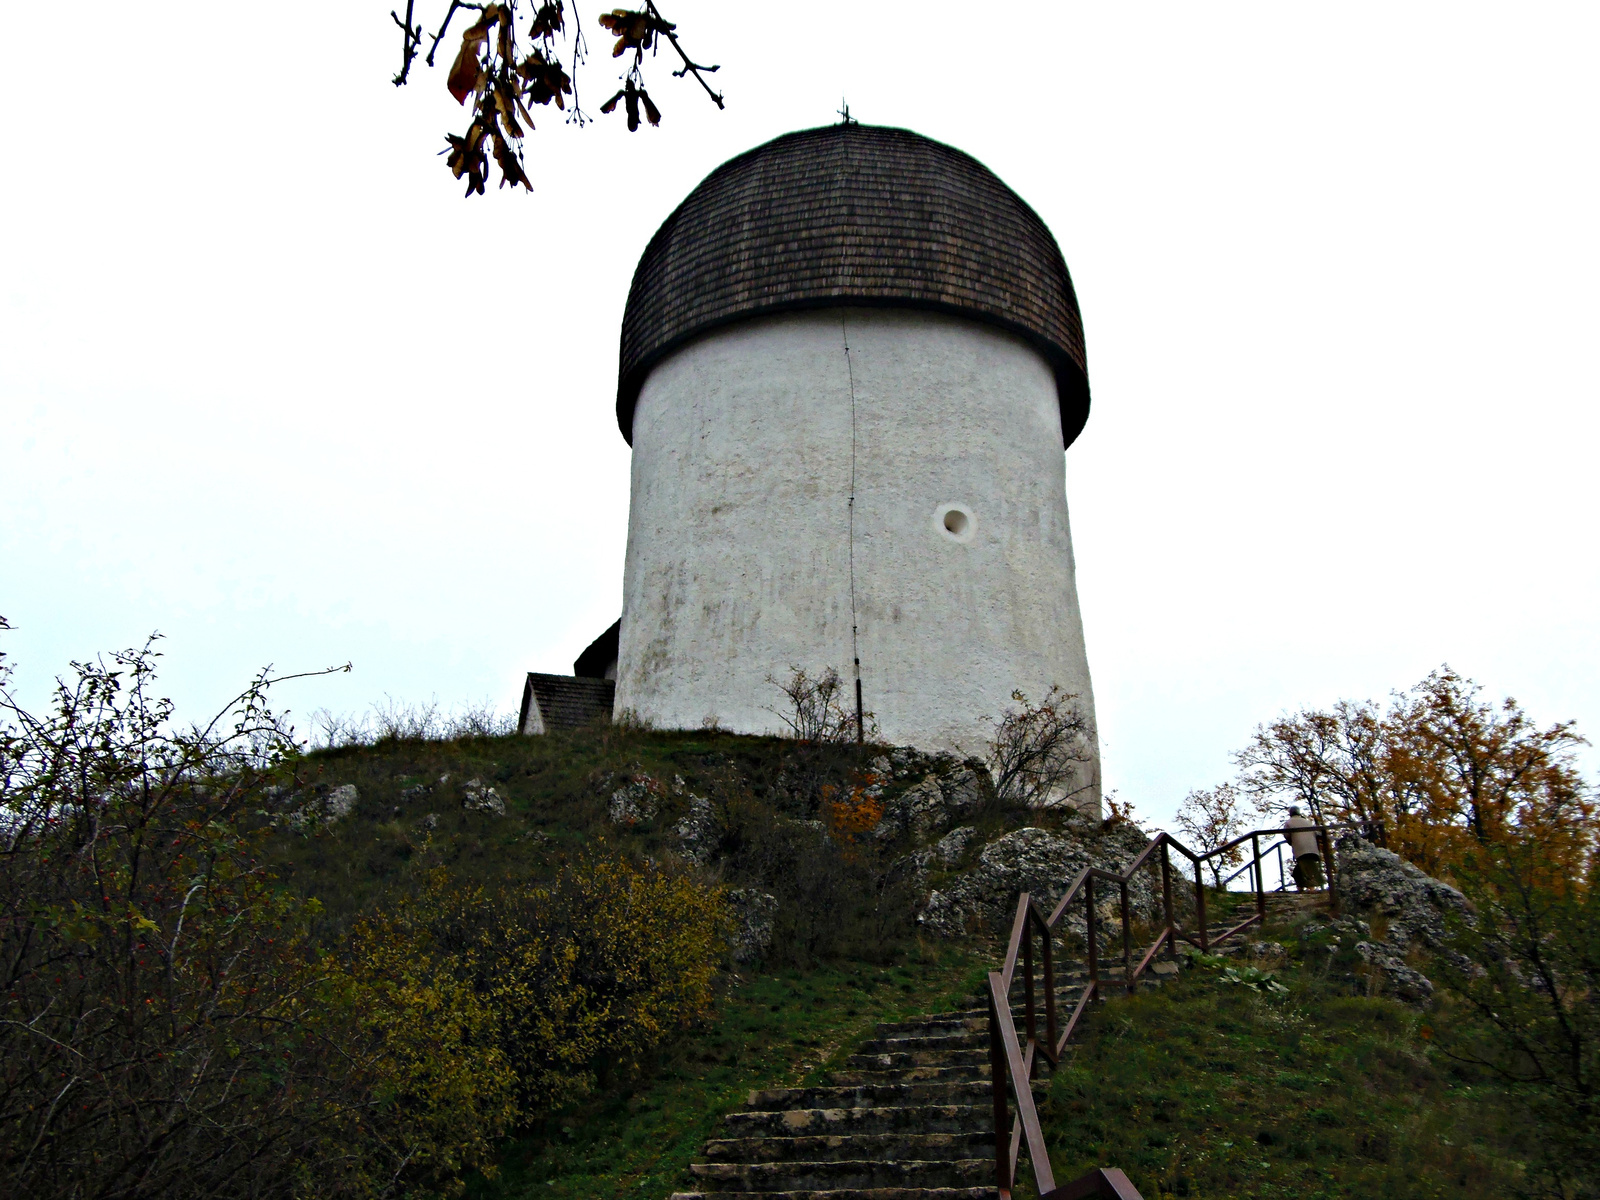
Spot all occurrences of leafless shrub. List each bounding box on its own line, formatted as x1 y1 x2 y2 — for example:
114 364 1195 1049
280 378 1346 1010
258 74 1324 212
766 667 876 744
986 686 1096 809
441 698 515 738
307 705 368 748
305 695 514 749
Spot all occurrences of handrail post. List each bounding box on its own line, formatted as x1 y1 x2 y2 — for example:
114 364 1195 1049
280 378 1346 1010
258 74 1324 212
1119 879 1133 993
1160 839 1175 962
1038 909 1059 1054
1195 856 1209 954
1085 874 1099 1002
986 981 1012 1198
1022 914 1037 1062
1253 833 1265 924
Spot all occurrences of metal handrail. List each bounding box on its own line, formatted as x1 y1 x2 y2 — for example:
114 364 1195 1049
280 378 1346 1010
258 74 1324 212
985 824 1342 1199
1217 838 1288 890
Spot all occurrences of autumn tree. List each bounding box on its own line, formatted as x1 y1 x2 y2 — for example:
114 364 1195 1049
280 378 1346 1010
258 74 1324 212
1174 782 1255 889
1234 666 1593 880
388 1 724 194
349 856 727 1116
1390 668 1593 878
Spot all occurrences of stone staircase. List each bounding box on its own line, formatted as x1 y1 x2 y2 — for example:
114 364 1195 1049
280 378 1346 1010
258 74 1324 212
1205 891 1332 953
670 892 1333 1200
669 959 1178 1200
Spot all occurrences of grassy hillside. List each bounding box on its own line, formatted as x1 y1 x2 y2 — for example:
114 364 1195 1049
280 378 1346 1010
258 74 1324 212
266 729 1536 1200
472 948 991 1200
267 724 1000 1198
266 724 827 926
1034 906 1526 1199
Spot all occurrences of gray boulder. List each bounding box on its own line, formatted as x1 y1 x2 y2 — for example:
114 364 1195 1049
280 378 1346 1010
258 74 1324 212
920 825 1161 939
1336 835 1470 949
1332 833 1472 1004
462 778 506 816
282 783 359 830
885 777 947 839
608 774 662 825
324 784 359 822
674 795 718 864
726 888 778 963
887 825 985 894
932 825 980 866
938 765 988 821
874 764 993 843
1354 940 1436 1003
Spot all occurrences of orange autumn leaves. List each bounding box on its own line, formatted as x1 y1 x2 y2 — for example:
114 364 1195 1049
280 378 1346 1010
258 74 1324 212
1235 667 1594 888
823 772 887 842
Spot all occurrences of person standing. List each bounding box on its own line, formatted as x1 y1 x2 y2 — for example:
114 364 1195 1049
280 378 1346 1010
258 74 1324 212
1285 805 1325 890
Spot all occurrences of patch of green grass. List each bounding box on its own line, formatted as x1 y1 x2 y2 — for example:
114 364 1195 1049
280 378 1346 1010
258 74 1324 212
470 944 990 1200
1033 933 1529 1199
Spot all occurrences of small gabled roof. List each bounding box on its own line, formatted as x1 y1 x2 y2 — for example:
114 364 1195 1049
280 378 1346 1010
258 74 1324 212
519 673 615 735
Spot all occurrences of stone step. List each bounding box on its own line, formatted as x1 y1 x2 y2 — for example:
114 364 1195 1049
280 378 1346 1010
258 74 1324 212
844 1049 989 1072
859 1033 988 1053
748 1080 1036 1112
703 1131 994 1164
669 1188 995 1200
688 1157 994 1192
874 1017 986 1037
827 1063 989 1086
721 1105 990 1138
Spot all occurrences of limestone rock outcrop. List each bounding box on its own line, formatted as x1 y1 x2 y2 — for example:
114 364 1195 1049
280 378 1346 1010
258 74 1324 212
1325 833 1473 1003
726 888 777 963
870 760 992 842
607 773 663 825
282 783 360 830
674 794 717 864
919 822 1161 939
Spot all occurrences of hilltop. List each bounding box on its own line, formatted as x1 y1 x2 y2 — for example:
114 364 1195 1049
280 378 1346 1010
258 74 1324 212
259 726 1538 1200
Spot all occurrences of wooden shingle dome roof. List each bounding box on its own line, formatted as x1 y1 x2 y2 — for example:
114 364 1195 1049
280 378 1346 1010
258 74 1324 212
616 123 1091 447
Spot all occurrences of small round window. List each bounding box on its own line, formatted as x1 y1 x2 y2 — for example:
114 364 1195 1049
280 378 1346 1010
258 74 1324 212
935 504 975 544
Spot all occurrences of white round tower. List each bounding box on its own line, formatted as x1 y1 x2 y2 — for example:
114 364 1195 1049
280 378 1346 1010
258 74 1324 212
611 124 1100 810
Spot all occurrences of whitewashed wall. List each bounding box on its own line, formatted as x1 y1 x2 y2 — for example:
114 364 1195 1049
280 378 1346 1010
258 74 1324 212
615 307 1100 812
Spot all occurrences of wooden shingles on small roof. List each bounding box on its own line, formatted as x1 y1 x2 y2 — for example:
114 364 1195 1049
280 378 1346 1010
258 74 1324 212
519 674 615 735
617 122 1091 448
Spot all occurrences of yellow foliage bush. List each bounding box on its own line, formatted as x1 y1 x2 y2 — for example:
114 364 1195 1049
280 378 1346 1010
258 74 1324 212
350 853 729 1121
335 922 519 1196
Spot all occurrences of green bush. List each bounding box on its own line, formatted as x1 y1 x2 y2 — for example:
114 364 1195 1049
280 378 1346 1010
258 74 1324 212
0 639 462 1200
0 635 731 1200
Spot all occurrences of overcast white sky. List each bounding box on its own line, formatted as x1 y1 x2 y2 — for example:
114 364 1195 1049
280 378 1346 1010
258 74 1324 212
2 4 1596 827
